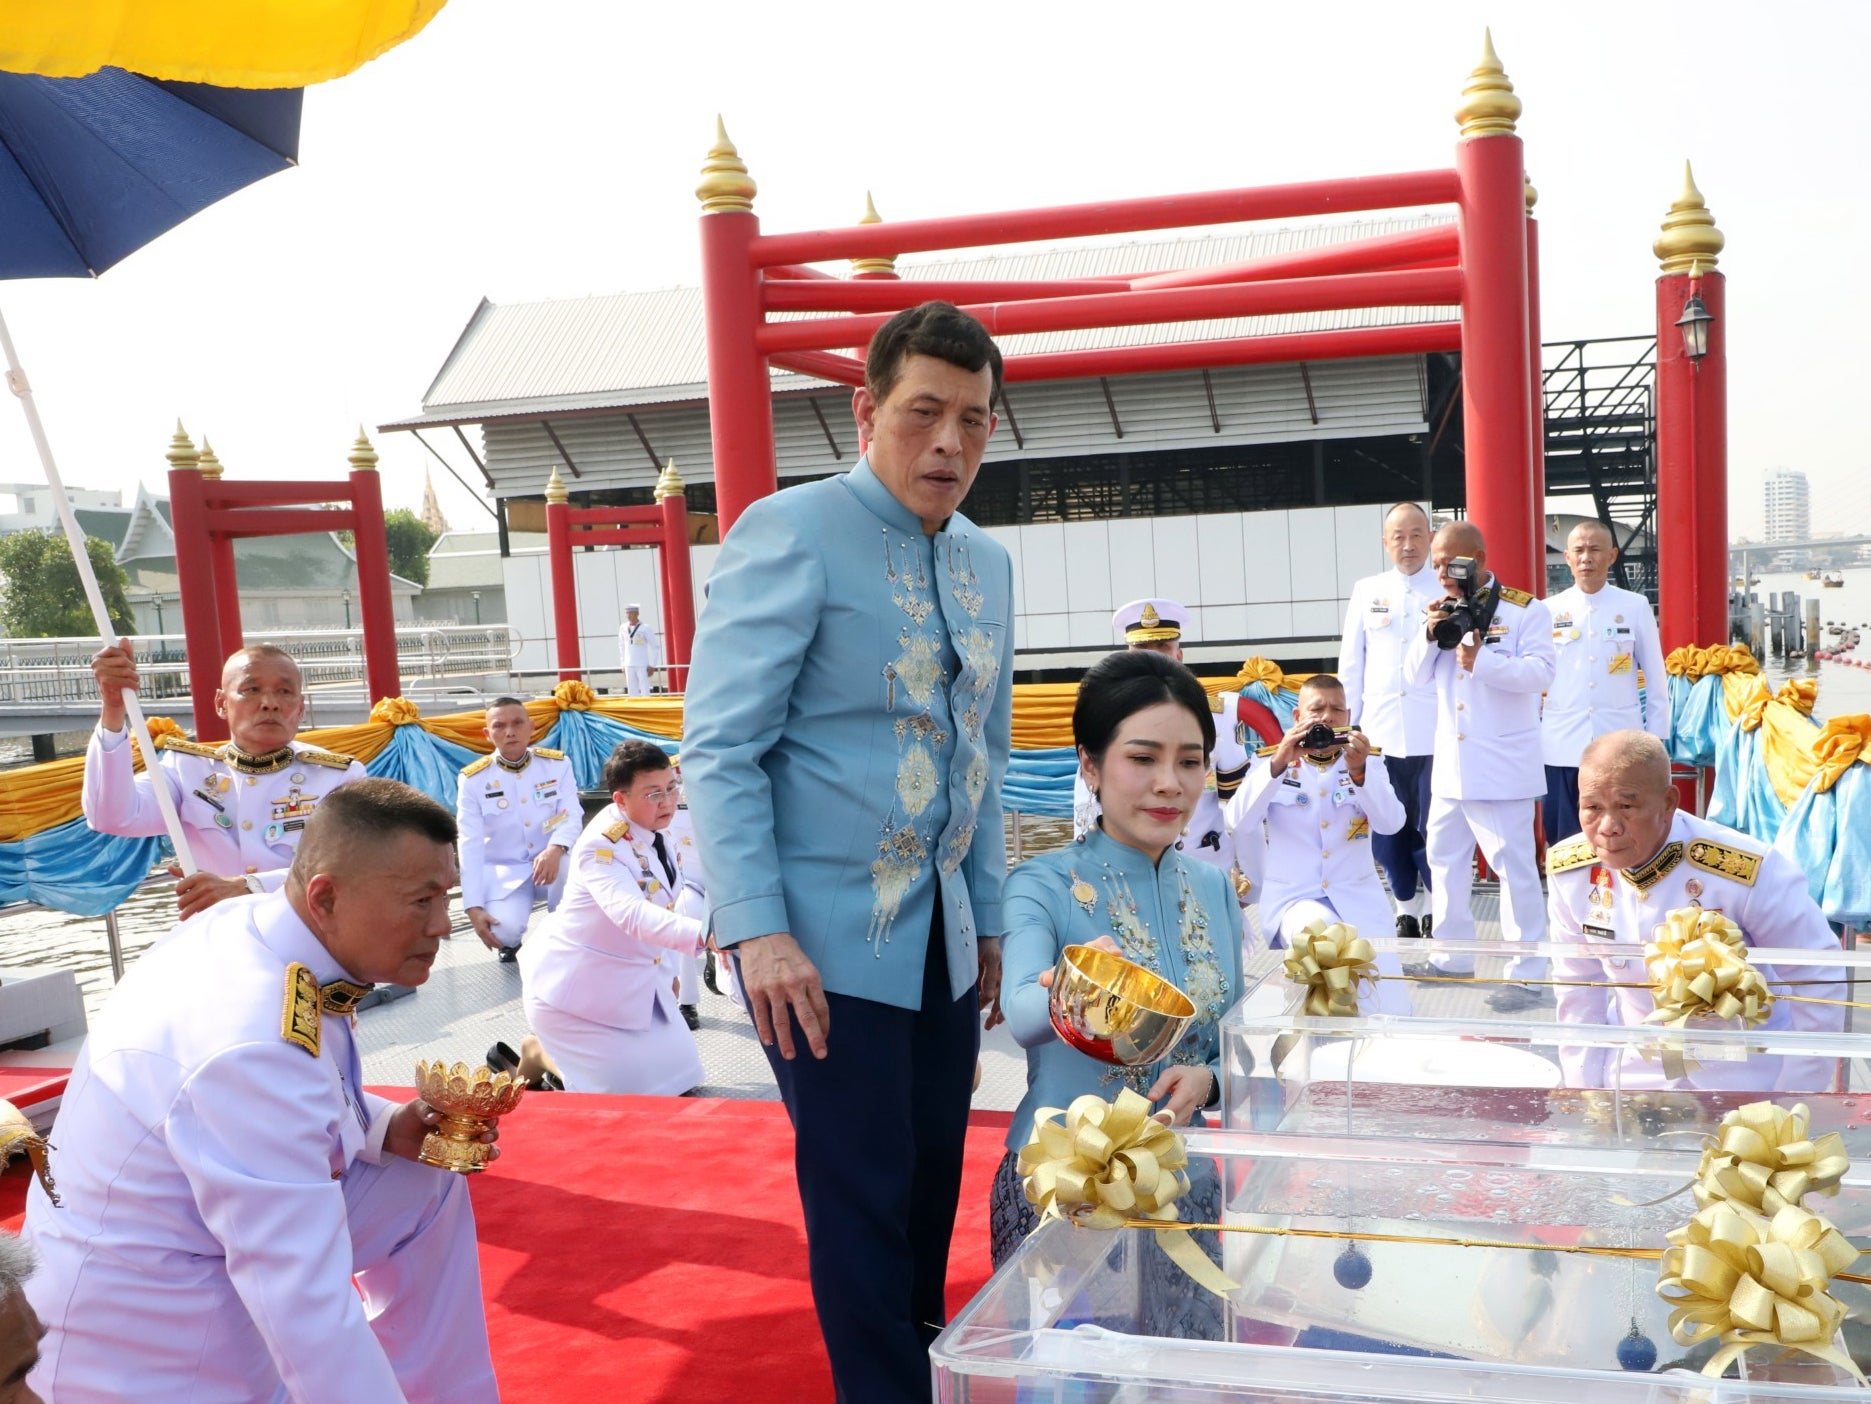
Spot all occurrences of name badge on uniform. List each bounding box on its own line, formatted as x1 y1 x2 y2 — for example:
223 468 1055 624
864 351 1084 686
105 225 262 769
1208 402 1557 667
1331 785 1351 807
1584 923 1616 939
1608 653 1633 675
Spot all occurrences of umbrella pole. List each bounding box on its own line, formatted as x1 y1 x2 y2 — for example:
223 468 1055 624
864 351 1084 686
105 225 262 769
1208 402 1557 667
0 305 197 874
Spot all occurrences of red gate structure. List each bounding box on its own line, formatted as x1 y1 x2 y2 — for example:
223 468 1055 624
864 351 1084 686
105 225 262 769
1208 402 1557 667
695 34 1545 595
543 459 697 689
167 427 400 741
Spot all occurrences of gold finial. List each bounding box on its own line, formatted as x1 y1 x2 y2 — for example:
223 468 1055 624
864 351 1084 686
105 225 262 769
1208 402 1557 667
696 116 757 214
347 427 379 473
198 438 224 480
165 421 199 473
1653 161 1724 274
1524 176 1538 212
850 191 897 277
1455 29 1521 137
545 466 569 504
653 458 686 502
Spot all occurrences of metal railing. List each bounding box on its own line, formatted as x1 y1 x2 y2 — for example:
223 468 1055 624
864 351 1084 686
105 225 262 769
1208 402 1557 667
0 624 524 713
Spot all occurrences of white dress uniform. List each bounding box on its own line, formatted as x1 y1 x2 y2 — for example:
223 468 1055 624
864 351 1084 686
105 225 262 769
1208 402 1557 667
83 726 366 890
1339 565 1443 758
455 745 581 949
1404 579 1556 978
1547 812 1845 1091
663 804 709 1002
23 891 495 1403
1539 582 1671 768
519 802 707 1094
1226 747 1413 1013
618 614 661 695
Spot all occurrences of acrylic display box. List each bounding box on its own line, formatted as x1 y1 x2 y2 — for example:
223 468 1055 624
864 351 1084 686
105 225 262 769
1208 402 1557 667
931 1127 1871 1402
1219 939 1871 1157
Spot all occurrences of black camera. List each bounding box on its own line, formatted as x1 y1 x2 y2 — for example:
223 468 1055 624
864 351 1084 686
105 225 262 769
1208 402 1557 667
1298 722 1353 751
1430 555 1492 650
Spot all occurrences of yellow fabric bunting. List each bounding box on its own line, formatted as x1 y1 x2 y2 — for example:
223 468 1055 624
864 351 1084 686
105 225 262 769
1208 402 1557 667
1657 1199 1863 1381
1693 1102 1848 1217
552 680 598 711
1645 907 1774 1029
1233 657 1288 692
1666 643 1760 681
1776 678 1818 716
0 1 449 87
1812 715 1871 794
1018 1090 1237 1297
369 697 423 726
1282 921 1377 1018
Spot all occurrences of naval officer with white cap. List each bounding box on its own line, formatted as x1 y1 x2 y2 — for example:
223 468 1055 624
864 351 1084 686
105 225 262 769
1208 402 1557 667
455 695 581 962
618 603 661 696
84 641 365 918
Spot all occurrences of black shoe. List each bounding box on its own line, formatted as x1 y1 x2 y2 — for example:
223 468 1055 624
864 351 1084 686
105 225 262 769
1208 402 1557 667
681 1004 701 1031
486 1041 521 1074
1395 914 1422 940
497 945 519 964
702 949 722 996
1487 984 1554 1014
1421 914 1433 940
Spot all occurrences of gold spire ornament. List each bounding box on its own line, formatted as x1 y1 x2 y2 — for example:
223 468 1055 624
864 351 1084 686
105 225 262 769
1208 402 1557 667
1654 161 1725 274
165 420 200 474
544 466 569 505
1524 176 1538 212
347 427 378 473
198 438 224 481
696 116 757 214
1455 29 1521 137
652 458 686 502
850 191 897 277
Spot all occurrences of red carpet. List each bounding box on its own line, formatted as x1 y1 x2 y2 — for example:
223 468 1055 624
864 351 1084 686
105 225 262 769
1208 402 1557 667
0 1093 1015 1403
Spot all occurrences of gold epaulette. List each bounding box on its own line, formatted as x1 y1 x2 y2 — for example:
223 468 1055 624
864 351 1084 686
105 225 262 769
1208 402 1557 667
295 746 356 771
603 819 631 842
1256 743 1280 758
160 738 221 761
1208 692 1227 714
1497 585 1534 607
532 746 566 760
1686 838 1762 887
461 754 494 777
1546 837 1597 874
281 963 321 1058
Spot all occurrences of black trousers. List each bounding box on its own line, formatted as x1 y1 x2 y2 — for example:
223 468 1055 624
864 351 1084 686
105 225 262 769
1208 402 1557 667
1371 752 1434 901
756 909 980 1403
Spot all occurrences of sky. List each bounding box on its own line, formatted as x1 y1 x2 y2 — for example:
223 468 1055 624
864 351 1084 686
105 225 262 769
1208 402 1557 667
2 0 1868 542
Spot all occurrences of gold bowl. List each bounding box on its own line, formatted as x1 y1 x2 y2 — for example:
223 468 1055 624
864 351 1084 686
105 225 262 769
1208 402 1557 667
413 1060 525 1174
1047 944 1196 1067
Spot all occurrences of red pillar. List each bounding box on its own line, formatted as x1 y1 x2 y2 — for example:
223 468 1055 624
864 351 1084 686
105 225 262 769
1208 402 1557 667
209 533 243 663
659 490 696 693
346 434 402 702
1525 189 1547 593
544 472 582 681
1453 37 1535 591
696 121 775 535
164 428 227 741
1653 165 1728 653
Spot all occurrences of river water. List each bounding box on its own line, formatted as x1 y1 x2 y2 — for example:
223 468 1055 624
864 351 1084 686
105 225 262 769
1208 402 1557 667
1746 564 1871 720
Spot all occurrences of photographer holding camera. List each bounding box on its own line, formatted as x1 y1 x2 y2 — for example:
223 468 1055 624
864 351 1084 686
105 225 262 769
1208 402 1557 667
1224 675 1413 1012
1403 521 1556 1010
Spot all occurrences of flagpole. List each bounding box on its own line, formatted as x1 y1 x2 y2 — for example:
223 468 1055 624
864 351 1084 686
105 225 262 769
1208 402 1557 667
0 306 197 873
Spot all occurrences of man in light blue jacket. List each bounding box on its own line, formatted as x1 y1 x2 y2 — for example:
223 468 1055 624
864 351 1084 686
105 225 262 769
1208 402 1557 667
684 301 1013 1403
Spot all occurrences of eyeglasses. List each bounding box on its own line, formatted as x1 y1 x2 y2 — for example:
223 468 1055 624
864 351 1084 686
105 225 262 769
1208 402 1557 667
636 782 682 804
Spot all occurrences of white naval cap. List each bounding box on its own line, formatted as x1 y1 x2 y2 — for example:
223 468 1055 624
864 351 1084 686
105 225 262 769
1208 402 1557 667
624 603 642 611
1111 598 1188 646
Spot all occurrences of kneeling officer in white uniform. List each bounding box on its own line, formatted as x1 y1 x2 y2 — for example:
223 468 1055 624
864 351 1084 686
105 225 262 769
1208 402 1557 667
1226 673 1413 1012
24 778 499 1403
456 695 580 962
84 641 365 918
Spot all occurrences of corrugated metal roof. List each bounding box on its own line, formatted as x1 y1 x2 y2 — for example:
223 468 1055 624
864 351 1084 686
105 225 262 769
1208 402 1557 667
398 215 1455 427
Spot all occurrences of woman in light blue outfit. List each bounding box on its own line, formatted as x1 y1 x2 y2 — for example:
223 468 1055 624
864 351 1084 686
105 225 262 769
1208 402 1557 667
991 648 1240 1272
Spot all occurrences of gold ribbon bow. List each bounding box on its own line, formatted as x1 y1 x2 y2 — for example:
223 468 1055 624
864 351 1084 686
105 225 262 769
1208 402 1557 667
1693 1101 1848 1217
552 679 597 711
1018 1090 1236 1296
1813 714 1871 794
1282 921 1377 1018
1232 656 1287 693
1657 1199 1864 1381
369 696 423 726
1645 907 1773 1029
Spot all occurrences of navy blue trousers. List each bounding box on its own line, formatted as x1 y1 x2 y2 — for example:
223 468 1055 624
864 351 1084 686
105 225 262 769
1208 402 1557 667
1544 764 1582 844
1371 752 1434 901
754 910 979 1404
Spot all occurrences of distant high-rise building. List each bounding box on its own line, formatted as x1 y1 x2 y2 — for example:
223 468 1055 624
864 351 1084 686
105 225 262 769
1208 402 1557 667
1764 469 1810 545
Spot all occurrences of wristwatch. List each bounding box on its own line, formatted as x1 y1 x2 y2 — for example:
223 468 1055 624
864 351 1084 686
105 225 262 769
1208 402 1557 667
244 874 265 896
